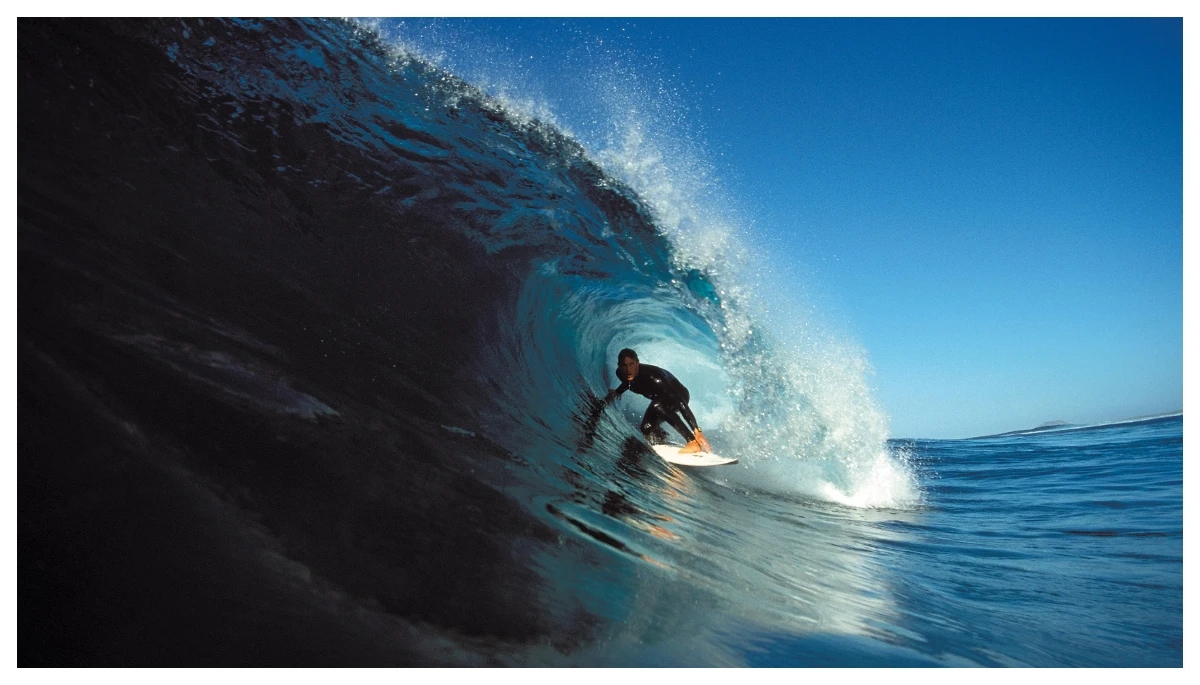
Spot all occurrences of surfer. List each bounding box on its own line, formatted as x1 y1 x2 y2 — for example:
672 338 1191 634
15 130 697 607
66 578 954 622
598 348 713 454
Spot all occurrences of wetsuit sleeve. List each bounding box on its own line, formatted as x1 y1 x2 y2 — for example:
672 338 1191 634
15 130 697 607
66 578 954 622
606 381 630 402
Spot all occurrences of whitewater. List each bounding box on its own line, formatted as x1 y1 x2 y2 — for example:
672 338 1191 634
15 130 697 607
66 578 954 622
18 18 1181 666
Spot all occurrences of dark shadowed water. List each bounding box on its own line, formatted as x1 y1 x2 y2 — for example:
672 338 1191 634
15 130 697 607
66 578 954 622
18 18 1181 666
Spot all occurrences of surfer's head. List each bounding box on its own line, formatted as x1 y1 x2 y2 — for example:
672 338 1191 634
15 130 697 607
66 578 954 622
616 348 639 382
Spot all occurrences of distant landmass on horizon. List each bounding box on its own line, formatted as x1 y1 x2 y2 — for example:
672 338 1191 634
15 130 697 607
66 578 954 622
968 411 1183 440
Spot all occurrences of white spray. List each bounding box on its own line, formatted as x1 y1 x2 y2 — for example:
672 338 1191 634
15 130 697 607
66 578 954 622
366 18 920 509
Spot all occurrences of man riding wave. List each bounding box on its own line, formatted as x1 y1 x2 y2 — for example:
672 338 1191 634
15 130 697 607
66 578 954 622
598 348 712 454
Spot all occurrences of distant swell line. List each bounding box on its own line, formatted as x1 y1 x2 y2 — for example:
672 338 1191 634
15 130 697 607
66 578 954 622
1063 530 1171 538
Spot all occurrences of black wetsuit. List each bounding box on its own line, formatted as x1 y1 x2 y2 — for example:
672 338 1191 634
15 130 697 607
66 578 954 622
612 364 699 444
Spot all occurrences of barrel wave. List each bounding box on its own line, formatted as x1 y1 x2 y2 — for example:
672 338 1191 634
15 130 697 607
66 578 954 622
22 18 1178 668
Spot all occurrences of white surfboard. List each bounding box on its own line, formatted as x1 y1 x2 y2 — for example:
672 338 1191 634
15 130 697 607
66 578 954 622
652 444 738 467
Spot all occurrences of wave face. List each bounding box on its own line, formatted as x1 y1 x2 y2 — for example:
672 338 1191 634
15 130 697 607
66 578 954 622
21 18 915 665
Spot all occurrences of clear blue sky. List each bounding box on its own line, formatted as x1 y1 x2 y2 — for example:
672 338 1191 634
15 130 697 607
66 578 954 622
380 18 1183 439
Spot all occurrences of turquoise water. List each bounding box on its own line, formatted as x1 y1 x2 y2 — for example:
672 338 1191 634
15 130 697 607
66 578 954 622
19 19 1181 666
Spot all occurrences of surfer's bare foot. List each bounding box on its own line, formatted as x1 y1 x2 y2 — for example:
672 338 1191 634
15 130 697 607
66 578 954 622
694 428 711 453
679 439 703 454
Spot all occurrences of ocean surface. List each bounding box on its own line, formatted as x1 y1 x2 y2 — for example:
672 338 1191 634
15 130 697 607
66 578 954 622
18 18 1182 667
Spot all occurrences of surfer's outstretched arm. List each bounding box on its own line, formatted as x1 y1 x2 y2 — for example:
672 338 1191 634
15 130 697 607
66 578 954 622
606 380 630 403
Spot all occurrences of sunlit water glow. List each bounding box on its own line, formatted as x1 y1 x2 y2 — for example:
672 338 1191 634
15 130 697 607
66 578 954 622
18 18 1180 667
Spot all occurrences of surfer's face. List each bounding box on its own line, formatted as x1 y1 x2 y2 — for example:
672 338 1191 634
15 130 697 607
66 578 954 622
617 356 639 382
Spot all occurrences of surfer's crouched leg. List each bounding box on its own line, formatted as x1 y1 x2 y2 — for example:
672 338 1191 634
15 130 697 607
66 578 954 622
676 415 704 454
665 413 696 446
641 401 681 445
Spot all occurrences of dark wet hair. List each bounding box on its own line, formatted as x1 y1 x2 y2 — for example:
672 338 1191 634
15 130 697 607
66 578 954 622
617 348 638 363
